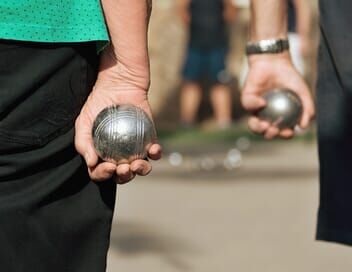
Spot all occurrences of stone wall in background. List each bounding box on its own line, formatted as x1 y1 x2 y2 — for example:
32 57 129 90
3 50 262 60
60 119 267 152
149 0 319 128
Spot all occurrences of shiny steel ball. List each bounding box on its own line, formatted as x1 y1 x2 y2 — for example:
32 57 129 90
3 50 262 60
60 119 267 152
92 104 156 164
257 89 303 129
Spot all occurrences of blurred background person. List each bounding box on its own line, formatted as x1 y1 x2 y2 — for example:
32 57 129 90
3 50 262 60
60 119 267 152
178 0 237 129
288 0 312 75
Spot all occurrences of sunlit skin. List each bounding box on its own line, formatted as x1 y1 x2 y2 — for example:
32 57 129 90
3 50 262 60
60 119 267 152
74 0 162 184
242 0 315 140
292 0 312 56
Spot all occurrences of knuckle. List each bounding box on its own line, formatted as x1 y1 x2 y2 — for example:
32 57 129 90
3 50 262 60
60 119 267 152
117 168 130 176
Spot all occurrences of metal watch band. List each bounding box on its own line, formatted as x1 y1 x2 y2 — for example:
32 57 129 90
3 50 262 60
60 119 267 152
246 39 290 55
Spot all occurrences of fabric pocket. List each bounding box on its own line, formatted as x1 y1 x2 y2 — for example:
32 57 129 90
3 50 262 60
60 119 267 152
0 41 98 152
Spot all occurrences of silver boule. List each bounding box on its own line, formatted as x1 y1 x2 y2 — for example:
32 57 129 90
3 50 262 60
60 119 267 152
258 89 303 129
92 104 156 164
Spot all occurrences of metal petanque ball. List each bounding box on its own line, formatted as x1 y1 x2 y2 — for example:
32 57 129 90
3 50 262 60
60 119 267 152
257 89 303 129
92 104 156 164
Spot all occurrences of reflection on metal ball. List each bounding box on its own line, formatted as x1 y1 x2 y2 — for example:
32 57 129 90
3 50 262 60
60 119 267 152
258 89 303 129
92 104 156 164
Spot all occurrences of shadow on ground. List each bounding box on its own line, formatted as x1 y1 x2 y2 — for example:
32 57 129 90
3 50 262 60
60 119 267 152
110 221 199 271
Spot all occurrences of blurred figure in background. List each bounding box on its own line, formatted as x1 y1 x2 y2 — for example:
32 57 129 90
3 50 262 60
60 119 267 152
288 0 312 75
178 0 237 129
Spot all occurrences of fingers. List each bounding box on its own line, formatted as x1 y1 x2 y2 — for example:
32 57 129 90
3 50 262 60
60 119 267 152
264 126 280 140
248 117 270 134
244 79 315 139
241 93 266 112
75 116 99 168
88 159 152 184
248 117 279 139
298 89 315 129
289 80 315 129
248 117 294 140
131 160 152 176
279 129 294 139
88 162 117 182
115 164 136 184
115 160 152 184
83 140 161 184
148 144 162 160
114 144 161 184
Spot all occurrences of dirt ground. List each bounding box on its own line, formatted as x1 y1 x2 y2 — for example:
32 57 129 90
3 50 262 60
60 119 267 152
107 141 352 272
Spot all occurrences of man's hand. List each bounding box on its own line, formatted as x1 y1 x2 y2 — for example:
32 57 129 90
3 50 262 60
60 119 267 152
75 47 162 184
242 53 315 139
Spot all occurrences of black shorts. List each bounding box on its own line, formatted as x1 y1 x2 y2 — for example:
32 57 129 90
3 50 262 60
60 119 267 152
0 40 116 271
182 46 227 84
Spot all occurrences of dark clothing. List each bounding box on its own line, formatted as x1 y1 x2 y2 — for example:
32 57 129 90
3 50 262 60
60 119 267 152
288 0 296 33
316 0 352 246
182 47 227 83
0 40 116 271
189 0 228 49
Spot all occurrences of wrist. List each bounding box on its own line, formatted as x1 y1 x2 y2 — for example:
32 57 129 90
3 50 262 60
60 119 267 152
92 81 149 107
248 51 292 67
98 46 150 92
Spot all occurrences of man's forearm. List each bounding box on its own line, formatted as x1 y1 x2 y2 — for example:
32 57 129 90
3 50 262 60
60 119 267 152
250 0 287 41
293 0 311 38
224 0 237 23
100 0 152 89
177 0 191 25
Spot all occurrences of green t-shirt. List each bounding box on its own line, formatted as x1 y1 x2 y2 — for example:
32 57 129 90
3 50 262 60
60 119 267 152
0 0 109 48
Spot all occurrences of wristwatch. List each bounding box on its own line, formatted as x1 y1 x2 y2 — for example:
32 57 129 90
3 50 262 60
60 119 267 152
246 39 289 55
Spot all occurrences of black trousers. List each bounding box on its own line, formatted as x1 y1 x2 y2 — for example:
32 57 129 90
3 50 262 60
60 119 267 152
316 0 352 246
0 40 116 271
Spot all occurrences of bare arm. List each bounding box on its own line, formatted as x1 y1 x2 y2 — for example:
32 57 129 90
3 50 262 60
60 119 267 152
292 0 311 55
99 0 152 91
250 0 287 41
75 0 162 183
223 0 237 24
241 0 314 139
249 0 290 63
177 0 191 25
292 0 311 38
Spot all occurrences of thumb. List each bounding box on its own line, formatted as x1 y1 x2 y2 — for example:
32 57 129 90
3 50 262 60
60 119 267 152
75 116 99 168
241 92 266 112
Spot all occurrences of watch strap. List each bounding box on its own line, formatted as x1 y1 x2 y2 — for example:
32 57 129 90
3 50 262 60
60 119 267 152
246 39 290 55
